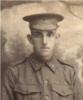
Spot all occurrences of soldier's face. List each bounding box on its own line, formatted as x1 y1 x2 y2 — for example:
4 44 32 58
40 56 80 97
31 29 59 61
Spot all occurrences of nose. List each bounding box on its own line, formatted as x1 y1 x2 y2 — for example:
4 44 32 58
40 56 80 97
42 34 47 45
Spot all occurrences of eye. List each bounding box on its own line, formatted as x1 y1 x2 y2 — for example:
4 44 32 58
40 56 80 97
32 31 42 37
47 31 54 37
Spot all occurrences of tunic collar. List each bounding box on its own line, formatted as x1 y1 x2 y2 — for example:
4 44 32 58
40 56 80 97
29 53 60 73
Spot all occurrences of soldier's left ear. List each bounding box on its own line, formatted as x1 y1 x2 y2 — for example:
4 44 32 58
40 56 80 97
55 33 60 39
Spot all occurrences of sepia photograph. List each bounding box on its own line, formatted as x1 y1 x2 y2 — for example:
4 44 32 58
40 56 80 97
1 0 83 100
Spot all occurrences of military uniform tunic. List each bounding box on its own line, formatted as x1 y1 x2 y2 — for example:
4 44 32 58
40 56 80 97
2 53 83 100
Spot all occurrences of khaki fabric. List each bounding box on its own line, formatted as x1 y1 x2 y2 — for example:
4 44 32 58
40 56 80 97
2 53 83 100
23 13 63 30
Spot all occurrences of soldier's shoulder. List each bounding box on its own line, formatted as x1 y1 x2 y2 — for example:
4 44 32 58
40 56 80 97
6 57 30 75
57 58 77 77
6 55 34 80
57 58 76 70
9 56 30 70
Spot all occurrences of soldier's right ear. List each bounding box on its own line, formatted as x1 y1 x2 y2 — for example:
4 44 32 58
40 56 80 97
27 34 33 44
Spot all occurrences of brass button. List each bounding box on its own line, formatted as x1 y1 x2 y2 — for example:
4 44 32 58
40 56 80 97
44 80 48 84
45 95 49 99
52 64 54 68
36 63 39 66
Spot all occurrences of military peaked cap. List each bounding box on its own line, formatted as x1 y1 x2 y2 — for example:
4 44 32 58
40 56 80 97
23 13 64 30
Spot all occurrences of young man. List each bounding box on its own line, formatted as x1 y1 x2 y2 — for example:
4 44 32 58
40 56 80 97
2 13 83 100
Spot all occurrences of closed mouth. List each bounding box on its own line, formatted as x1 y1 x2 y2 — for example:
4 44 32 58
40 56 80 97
41 47 50 50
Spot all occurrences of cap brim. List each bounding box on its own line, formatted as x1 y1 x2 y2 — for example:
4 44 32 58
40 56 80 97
23 13 64 22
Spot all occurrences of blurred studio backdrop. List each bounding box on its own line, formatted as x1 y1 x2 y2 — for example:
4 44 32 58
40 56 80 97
1 0 83 83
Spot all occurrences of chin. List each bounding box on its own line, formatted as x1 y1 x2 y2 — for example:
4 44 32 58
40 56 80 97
41 54 52 61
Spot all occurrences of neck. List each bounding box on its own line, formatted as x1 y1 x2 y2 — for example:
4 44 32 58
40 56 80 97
32 52 55 63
